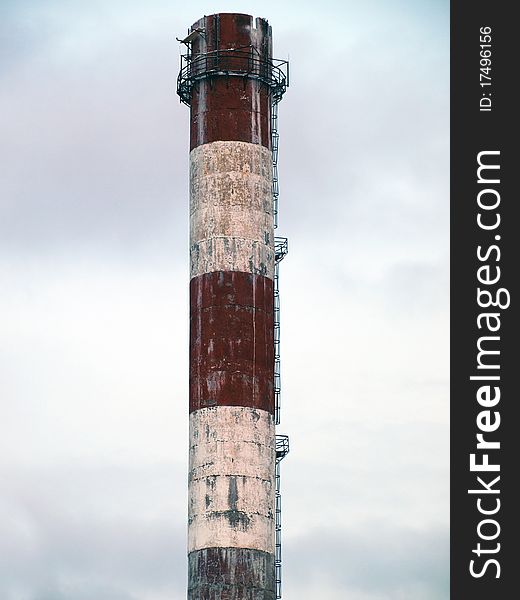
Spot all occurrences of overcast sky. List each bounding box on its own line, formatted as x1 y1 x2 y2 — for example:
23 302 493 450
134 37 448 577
1 1 449 599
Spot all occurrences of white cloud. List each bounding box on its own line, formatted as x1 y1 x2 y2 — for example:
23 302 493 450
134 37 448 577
0 0 448 597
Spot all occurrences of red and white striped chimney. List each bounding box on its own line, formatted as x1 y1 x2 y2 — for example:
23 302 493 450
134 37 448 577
177 13 288 598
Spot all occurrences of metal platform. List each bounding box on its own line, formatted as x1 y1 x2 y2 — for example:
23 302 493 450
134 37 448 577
177 47 288 107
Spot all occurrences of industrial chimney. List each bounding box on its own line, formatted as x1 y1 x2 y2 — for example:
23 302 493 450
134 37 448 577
176 13 289 599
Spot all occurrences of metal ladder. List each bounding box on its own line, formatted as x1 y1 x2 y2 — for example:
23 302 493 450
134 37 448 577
274 237 288 427
272 95 289 600
275 435 290 599
272 101 280 229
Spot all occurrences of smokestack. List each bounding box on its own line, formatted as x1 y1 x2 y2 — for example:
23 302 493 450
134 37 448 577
177 13 289 599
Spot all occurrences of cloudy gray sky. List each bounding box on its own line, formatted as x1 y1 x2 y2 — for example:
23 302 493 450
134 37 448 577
1 1 449 598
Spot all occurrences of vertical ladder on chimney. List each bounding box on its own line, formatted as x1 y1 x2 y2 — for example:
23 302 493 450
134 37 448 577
275 435 289 599
272 101 280 230
272 95 289 600
274 237 288 426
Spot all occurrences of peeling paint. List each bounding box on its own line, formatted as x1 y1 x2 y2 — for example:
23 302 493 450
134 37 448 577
188 13 273 151
190 81 271 151
188 406 275 553
190 271 274 413
188 547 275 599
185 11 277 598
191 238 273 279
190 141 274 279
228 476 238 510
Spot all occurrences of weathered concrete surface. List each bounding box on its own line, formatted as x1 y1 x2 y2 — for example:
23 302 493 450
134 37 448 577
190 238 273 280
189 406 275 478
184 12 278 598
190 79 271 150
188 547 275 600
188 406 275 554
189 13 272 150
190 141 274 279
190 271 274 414
190 141 272 214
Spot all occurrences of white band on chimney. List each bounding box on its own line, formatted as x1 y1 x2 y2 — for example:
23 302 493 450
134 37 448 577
190 141 274 279
188 406 275 554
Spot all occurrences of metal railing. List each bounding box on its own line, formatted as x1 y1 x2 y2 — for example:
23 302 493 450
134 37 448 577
177 47 288 106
